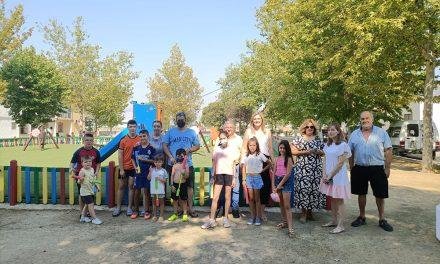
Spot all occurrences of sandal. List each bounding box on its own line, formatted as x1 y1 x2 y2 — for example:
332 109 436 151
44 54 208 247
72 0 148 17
288 228 295 238
322 222 337 227
276 222 288 229
152 216 158 222
330 226 345 234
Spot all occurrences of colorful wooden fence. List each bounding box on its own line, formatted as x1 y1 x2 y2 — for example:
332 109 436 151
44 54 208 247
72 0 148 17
0 160 213 207
0 136 113 148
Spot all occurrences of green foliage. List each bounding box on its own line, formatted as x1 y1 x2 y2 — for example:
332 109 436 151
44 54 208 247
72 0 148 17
43 17 138 131
89 51 139 129
0 48 67 127
147 44 203 128
200 101 227 129
0 3 32 98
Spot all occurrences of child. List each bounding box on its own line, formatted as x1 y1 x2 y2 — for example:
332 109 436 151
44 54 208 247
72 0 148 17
168 148 190 222
201 130 240 229
78 156 102 225
241 137 271 226
70 132 101 219
320 123 351 234
148 154 168 221
131 130 156 219
271 140 295 238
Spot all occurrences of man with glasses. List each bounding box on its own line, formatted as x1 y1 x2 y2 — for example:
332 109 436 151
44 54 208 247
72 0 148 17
163 112 200 217
348 111 393 232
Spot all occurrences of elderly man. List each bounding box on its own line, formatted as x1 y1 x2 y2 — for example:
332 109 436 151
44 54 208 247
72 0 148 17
348 111 393 232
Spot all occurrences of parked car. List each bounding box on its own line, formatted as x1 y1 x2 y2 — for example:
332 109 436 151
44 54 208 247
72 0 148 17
388 120 440 158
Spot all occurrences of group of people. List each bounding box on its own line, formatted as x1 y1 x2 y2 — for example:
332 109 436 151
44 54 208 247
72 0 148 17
69 110 394 237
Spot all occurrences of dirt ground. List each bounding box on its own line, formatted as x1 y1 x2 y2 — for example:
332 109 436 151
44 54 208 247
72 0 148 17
1 158 440 264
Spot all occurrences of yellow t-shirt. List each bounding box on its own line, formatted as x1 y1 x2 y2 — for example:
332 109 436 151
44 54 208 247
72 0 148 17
80 168 96 196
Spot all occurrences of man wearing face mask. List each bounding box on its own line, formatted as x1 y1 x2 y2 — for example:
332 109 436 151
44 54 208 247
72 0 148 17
163 112 201 217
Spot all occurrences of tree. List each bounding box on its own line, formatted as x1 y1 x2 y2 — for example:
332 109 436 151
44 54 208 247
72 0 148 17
43 17 100 130
147 44 203 128
0 3 32 98
200 101 227 129
89 51 139 130
0 48 67 126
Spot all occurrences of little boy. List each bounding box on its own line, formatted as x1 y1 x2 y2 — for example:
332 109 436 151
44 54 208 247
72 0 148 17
148 155 168 221
78 156 102 225
131 130 156 219
168 148 190 222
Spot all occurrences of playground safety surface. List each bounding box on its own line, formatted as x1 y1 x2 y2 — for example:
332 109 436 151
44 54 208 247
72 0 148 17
1 165 440 264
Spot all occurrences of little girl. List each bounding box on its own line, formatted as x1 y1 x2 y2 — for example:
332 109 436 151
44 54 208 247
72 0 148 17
78 156 102 225
241 137 271 226
319 123 351 234
271 140 295 238
148 155 168 221
201 130 240 229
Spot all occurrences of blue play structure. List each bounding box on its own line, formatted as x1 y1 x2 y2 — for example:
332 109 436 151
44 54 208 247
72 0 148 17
99 101 157 162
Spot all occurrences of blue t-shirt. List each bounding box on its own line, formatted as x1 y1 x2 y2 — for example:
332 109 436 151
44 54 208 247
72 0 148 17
348 126 392 166
132 144 156 177
164 127 200 166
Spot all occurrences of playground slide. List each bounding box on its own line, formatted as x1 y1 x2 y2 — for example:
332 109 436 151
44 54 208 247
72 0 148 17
99 128 128 162
98 101 157 163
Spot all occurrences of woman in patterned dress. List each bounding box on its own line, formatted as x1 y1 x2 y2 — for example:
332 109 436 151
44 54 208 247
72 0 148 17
291 119 326 223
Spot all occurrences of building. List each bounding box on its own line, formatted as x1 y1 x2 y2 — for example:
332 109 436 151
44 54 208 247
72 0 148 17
0 105 20 138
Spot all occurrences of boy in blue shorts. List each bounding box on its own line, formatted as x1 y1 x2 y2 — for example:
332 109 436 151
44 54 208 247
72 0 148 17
131 130 156 219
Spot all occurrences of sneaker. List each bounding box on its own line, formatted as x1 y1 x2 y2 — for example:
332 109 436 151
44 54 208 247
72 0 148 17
139 210 145 217
91 218 103 225
254 218 262 226
351 216 366 227
201 219 216 229
112 208 121 217
126 208 133 216
130 212 138 219
379 219 393 232
80 216 91 223
232 209 240 219
144 211 152 219
182 214 189 222
168 214 178 221
247 218 255 225
223 218 231 228
158 217 164 221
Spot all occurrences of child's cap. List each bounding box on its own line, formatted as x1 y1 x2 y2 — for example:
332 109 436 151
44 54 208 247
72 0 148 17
176 148 186 156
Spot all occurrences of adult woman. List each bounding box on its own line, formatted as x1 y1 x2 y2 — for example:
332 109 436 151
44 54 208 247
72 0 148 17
242 113 274 221
150 120 164 156
291 119 326 223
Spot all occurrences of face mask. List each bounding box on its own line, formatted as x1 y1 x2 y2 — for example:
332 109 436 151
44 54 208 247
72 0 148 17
176 157 184 163
177 120 185 128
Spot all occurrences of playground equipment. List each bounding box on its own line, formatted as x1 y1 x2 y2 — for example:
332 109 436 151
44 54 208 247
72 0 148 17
23 125 59 151
99 101 157 162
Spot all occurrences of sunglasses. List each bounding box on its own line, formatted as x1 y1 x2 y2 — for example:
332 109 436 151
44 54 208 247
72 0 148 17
305 126 315 129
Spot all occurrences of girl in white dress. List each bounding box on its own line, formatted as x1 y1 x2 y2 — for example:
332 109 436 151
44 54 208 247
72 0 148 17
320 123 351 234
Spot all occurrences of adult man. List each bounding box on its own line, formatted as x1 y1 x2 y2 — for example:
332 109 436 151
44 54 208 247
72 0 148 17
216 120 243 218
348 111 393 232
112 119 141 217
70 132 101 219
163 112 200 217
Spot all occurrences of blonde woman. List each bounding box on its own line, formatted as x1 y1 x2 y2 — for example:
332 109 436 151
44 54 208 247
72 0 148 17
291 119 326 223
242 113 274 221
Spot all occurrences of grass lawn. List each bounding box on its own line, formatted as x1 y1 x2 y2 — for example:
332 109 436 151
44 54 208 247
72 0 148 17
0 144 212 168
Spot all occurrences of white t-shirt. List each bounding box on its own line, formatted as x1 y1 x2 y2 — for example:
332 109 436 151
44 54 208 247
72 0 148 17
213 144 240 175
241 153 268 174
323 142 351 185
150 167 168 195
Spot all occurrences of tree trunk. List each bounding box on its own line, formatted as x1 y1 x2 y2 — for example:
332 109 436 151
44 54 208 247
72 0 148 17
421 58 435 172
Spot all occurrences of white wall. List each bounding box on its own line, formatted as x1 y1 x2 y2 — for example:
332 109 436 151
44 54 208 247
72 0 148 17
0 105 19 138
